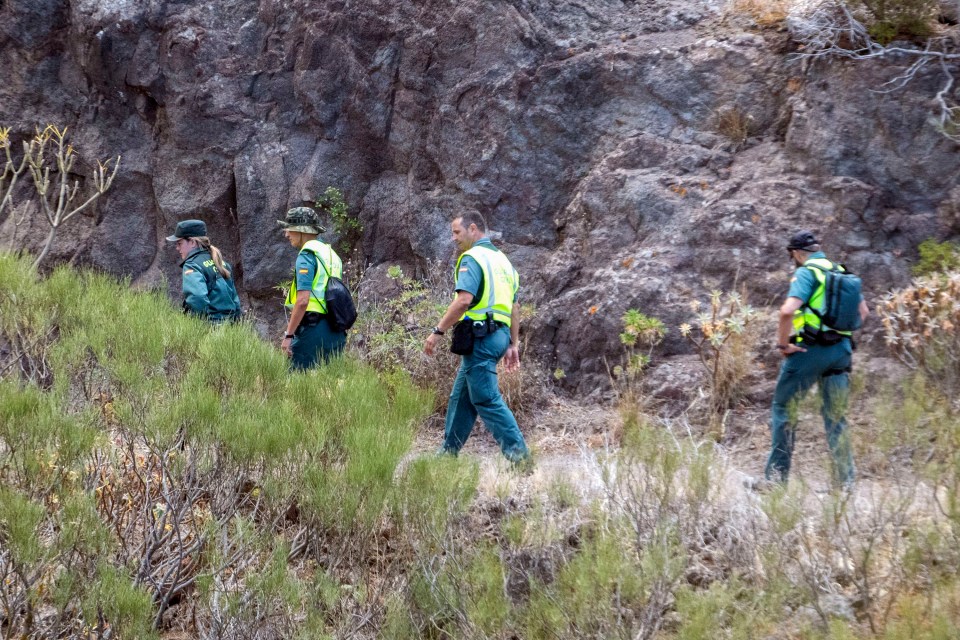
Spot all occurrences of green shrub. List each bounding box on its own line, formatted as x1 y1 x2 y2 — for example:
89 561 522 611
913 239 960 277
82 564 158 639
0 251 435 636
854 0 939 44
351 262 457 410
314 186 362 254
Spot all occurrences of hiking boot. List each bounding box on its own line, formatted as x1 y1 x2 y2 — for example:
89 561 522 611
743 475 779 493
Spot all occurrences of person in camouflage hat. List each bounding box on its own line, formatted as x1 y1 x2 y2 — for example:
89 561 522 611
277 206 346 370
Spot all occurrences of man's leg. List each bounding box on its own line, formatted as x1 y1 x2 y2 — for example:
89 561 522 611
821 368 855 487
465 327 529 462
443 360 478 453
315 319 347 363
290 324 322 371
766 352 818 482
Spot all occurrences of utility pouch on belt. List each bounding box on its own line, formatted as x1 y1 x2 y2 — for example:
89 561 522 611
471 314 490 338
794 327 845 346
450 320 475 355
301 311 325 327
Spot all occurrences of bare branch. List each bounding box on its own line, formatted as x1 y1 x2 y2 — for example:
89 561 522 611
787 0 960 142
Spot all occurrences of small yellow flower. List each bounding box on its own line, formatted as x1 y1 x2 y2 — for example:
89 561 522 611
588 305 599 315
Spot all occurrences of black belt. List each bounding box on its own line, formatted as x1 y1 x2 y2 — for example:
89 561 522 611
301 311 327 326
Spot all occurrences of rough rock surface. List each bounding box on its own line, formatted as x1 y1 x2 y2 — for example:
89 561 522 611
1 0 958 392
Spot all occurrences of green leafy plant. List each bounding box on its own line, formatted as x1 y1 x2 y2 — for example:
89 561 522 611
613 309 666 436
350 262 457 411
0 251 431 636
315 186 362 253
913 238 960 277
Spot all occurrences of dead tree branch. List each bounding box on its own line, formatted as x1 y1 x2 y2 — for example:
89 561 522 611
788 0 960 141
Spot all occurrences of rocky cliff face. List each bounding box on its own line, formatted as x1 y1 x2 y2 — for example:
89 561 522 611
2 0 958 392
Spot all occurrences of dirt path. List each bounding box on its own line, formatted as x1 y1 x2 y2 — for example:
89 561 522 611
414 393 943 522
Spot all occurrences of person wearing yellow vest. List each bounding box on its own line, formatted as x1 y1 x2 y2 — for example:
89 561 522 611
278 207 347 370
423 212 530 464
765 230 869 488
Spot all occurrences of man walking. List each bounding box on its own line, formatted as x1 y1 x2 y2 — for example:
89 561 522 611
278 207 347 370
766 230 868 487
423 212 530 464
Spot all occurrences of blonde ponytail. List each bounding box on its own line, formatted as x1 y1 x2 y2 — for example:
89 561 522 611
194 236 232 279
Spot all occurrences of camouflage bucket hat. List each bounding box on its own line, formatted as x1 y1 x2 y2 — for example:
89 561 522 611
278 207 325 234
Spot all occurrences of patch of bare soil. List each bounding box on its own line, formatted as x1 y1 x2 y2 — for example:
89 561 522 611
415 370 938 518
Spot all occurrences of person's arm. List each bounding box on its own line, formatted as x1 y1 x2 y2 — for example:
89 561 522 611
859 299 869 323
182 267 210 316
424 291 474 356
503 305 521 372
776 297 805 356
281 291 310 357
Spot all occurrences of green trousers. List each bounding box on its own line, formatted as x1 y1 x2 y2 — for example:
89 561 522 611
765 340 855 486
290 319 346 371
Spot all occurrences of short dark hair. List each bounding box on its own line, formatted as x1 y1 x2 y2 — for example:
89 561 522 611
455 211 487 233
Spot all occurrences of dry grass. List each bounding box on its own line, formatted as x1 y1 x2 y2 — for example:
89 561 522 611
714 106 755 148
728 0 795 26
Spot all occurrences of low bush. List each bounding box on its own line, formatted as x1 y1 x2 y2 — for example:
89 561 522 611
680 289 760 439
912 238 960 277
876 271 960 394
0 251 432 637
854 0 939 43
727 0 794 26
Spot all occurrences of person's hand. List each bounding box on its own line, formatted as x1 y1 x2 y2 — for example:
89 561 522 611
281 336 293 357
777 343 806 357
503 345 520 372
424 332 441 357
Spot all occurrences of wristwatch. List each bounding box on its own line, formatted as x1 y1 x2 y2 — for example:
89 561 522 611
775 344 789 351
284 333 295 339
432 327 445 335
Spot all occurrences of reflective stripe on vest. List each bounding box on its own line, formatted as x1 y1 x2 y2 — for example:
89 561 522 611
285 240 343 313
793 257 852 337
455 244 519 327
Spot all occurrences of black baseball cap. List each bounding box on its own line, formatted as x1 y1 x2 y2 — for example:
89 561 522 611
166 219 207 242
786 230 818 251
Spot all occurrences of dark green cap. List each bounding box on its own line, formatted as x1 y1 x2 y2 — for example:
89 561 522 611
166 219 207 242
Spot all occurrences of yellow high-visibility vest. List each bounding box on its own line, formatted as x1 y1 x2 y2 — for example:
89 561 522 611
285 240 342 313
455 244 519 327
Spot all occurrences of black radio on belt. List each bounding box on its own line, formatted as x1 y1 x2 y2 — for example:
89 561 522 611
301 311 326 326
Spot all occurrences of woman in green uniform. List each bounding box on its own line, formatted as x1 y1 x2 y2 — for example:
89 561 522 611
166 219 242 322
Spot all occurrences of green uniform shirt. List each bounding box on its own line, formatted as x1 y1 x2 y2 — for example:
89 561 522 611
181 248 242 321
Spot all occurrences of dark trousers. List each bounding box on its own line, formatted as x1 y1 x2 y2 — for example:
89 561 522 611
766 340 855 486
291 319 346 371
442 324 529 462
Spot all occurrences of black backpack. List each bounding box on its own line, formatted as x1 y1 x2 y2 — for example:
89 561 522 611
315 253 358 333
804 262 863 332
